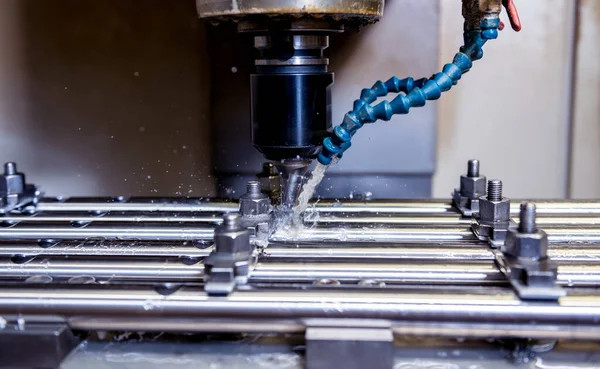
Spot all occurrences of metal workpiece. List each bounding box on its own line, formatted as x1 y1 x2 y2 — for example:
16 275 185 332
195 0 385 18
0 162 40 214
204 213 254 295
453 159 487 216
497 203 564 300
2 256 600 287
2 287 600 337
0 223 216 241
472 179 512 247
34 197 238 213
270 226 478 243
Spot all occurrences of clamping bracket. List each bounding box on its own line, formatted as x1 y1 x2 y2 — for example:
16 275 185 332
305 320 394 369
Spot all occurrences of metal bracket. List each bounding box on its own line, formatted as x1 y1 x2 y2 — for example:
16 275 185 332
0 163 41 214
0 321 80 369
204 213 254 296
305 326 394 369
494 203 566 301
453 190 480 216
452 160 487 216
472 219 516 248
494 250 565 300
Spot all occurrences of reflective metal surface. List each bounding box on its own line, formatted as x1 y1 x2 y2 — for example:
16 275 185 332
1 195 600 368
196 0 385 18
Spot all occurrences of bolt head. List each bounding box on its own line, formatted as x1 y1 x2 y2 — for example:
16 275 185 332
460 175 486 198
504 229 548 260
214 228 251 254
479 197 510 222
0 172 25 196
239 193 271 216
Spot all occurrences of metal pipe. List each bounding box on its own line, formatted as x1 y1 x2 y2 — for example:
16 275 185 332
0 242 598 263
270 227 477 243
310 215 600 226
1 258 600 286
64 316 600 340
36 198 237 213
31 198 600 216
271 226 600 244
312 200 600 215
262 245 494 261
0 213 223 224
0 243 212 258
250 262 504 284
0 287 599 325
0 224 215 241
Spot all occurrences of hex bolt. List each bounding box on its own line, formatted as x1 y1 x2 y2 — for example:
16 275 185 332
467 159 480 178
222 213 241 230
4 162 16 175
487 179 503 201
246 181 261 196
519 202 537 234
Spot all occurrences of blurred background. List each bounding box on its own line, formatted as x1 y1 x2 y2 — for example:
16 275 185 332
0 0 597 199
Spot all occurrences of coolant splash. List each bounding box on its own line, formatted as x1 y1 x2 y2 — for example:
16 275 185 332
292 160 334 225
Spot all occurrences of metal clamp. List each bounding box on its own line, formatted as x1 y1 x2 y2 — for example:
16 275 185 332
0 320 79 369
0 162 40 214
306 324 393 369
204 213 254 296
495 202 565 300
453 159 487 216
471 179 514 247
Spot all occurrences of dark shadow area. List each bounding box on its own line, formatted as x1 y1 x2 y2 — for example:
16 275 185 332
16 0 214 196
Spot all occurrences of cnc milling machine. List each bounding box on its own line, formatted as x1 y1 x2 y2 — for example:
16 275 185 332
1 1 600 368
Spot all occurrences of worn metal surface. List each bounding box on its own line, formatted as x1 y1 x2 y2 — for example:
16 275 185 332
196 0 385 18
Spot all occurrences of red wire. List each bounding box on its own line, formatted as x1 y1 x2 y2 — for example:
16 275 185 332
504 0 522 32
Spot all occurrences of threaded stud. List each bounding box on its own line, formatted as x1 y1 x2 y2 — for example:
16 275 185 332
467 159 480 178
487 180 503 201
222 213 240 229
246 181 261 195
4 162 16 175
519 202 537 233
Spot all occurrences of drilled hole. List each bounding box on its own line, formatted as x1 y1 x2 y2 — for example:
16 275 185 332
314 279 340 286
89 210 107 217
155 283 183 296
179 255 202 266
25 275 53 284
68 275 96 284
0 220 17 228
358 279 386 287
192 240 213 249
71 221 91 228
10 255 36 264
38 239 60 249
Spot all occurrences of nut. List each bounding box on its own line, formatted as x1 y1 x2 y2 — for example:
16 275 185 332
459 175 486 198
479 196 510 222
504 228 548 261
0 172 24 197
214 227 251 255
240 195 271 216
